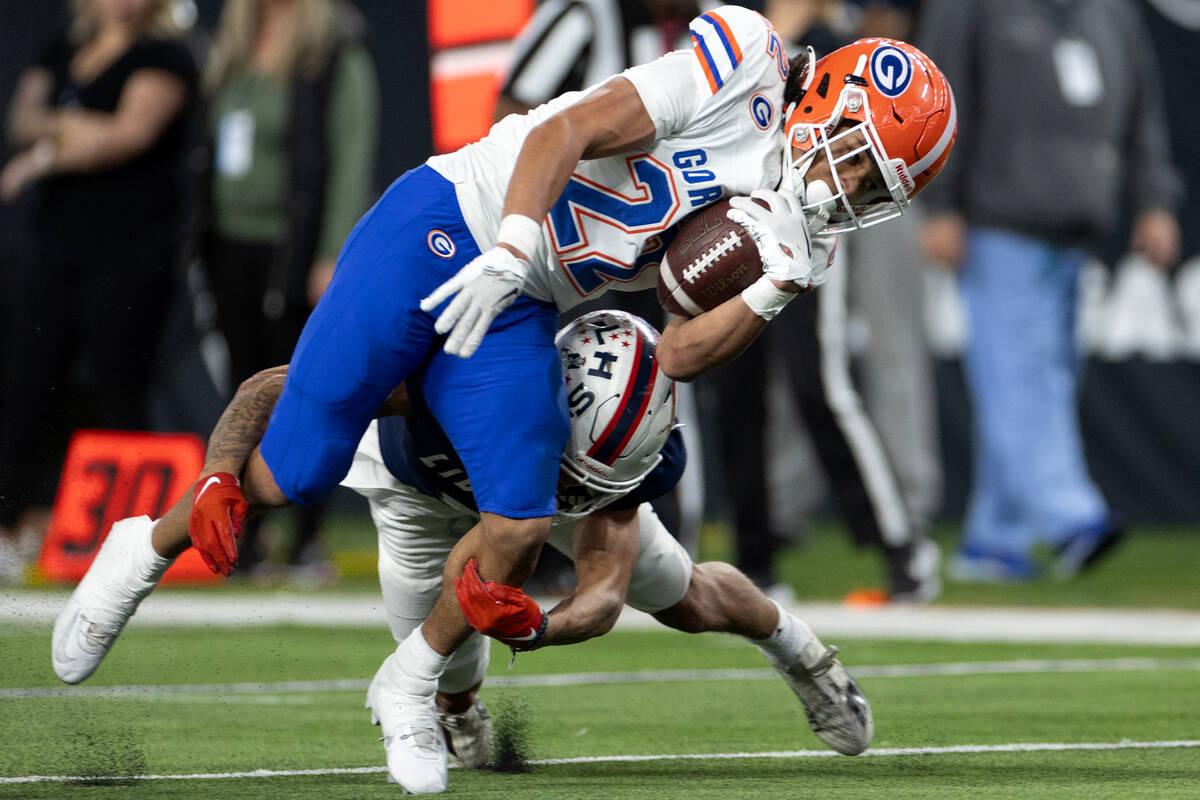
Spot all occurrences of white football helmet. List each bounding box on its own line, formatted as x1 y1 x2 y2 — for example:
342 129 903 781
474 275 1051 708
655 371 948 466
555 310 676 517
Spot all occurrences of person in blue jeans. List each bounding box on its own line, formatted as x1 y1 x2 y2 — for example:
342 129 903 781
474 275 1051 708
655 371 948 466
917 0 1182 581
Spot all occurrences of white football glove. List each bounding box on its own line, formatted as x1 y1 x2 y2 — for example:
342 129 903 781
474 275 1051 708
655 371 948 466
420 246 528 358
808 232 838 288
802 179 838 288
727 189 823 287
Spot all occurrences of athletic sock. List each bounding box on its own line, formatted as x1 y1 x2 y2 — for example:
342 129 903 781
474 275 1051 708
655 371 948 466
134 519 172 586
390 624 453 698
751 599 817 667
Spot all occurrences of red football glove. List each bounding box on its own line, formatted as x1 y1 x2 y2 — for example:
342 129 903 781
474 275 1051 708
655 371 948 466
188 472 248 576
455 558 546 650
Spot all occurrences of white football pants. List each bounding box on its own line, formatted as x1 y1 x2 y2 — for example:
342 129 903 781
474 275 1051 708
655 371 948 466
342 421 694 693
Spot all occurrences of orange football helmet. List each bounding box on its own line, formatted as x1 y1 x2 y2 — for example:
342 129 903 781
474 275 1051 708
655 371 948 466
783 38 957 231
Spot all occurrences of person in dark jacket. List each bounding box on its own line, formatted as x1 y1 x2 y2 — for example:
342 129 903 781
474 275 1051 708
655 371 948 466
917 0 1182 581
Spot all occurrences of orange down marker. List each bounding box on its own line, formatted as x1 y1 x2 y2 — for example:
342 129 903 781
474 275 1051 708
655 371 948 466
38 430 220 584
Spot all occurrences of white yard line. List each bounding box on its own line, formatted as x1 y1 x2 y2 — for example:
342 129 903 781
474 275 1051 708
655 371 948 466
5 589 1200 644
5 657 1200 700
3 740 1199 784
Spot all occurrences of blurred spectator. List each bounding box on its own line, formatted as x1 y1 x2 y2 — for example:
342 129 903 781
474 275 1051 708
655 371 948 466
707 0 940 603
495 0 700 122
917 0 1182 581
840 0 944 584
0 0 198 578
195 0 379 579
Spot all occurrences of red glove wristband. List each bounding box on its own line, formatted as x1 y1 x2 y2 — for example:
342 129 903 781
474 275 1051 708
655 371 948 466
455 558 546 650
188 472 247 576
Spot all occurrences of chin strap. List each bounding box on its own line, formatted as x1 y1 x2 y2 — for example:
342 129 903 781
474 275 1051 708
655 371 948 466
800 46 816 92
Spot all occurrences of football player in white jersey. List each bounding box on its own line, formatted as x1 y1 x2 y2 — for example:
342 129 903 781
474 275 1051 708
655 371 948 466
54 311 874 794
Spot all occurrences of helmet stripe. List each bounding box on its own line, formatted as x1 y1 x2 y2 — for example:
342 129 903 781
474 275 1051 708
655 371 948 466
586 335 658 465
909 85 957 176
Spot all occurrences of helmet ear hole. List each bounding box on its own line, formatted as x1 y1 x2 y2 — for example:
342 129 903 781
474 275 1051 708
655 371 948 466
815 72 831 98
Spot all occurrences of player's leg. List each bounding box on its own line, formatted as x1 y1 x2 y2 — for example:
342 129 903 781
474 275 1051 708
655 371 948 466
415 295 569 656
342 422 493 777
613 504 874 755
53 361 292 685
258 164 476 510
371 298 565 790
664 566 874 755
51 444 291 684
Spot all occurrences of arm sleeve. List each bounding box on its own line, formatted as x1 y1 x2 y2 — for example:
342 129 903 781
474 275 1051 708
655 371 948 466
1122 6 1183 215
619 50 708 138
318 45 380 262
131 38 199 92
913 0 975 216
501 0 596 106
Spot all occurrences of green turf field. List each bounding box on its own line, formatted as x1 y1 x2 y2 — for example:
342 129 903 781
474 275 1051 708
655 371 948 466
212 513 1200 608
3 624 1199 799
5 520 1199 796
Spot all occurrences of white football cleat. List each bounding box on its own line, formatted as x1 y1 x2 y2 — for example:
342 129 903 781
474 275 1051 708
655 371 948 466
52 516 165 684
437 698 493 769
367 667 448 793
774 640 874 755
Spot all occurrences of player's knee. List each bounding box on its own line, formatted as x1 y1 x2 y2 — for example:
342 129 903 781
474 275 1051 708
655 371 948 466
654 565 715 634
477 513 552 585
479 513 550 558
656 562 745 634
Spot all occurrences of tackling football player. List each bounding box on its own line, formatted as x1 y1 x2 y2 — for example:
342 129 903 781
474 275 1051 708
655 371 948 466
54 311 874 793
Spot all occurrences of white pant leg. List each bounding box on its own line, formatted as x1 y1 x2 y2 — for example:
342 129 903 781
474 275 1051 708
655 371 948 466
546 503 693 614
847 206 943 527
342 422 491 694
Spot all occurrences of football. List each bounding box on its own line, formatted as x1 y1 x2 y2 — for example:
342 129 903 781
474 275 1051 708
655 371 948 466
656 198 764 317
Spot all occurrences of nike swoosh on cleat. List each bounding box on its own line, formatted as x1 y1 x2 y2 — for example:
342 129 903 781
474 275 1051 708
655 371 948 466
508 628 539 643
195 475 222 501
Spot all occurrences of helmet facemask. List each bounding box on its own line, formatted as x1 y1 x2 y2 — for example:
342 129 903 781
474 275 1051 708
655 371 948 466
780 38 958 233
555 451 665 519
783 86 911 233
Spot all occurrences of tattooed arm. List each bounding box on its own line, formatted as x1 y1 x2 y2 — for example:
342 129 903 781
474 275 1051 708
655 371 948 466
153 367 410 563
201 366 290 479
202 366 411 481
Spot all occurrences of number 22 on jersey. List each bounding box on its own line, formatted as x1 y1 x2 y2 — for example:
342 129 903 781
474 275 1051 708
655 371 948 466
547 154 681 296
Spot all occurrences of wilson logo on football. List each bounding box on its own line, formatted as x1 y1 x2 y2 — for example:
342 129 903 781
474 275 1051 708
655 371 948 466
870 45 912 98
427 230 456 258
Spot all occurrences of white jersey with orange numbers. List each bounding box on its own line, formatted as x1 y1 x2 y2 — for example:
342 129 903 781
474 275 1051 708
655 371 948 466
427 5 793 312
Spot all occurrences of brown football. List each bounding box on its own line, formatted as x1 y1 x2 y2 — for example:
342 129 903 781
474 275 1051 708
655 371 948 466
656 198 764 317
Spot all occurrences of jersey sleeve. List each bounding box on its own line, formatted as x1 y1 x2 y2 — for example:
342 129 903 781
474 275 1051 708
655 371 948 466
129 38 199 93
620 5 783 138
